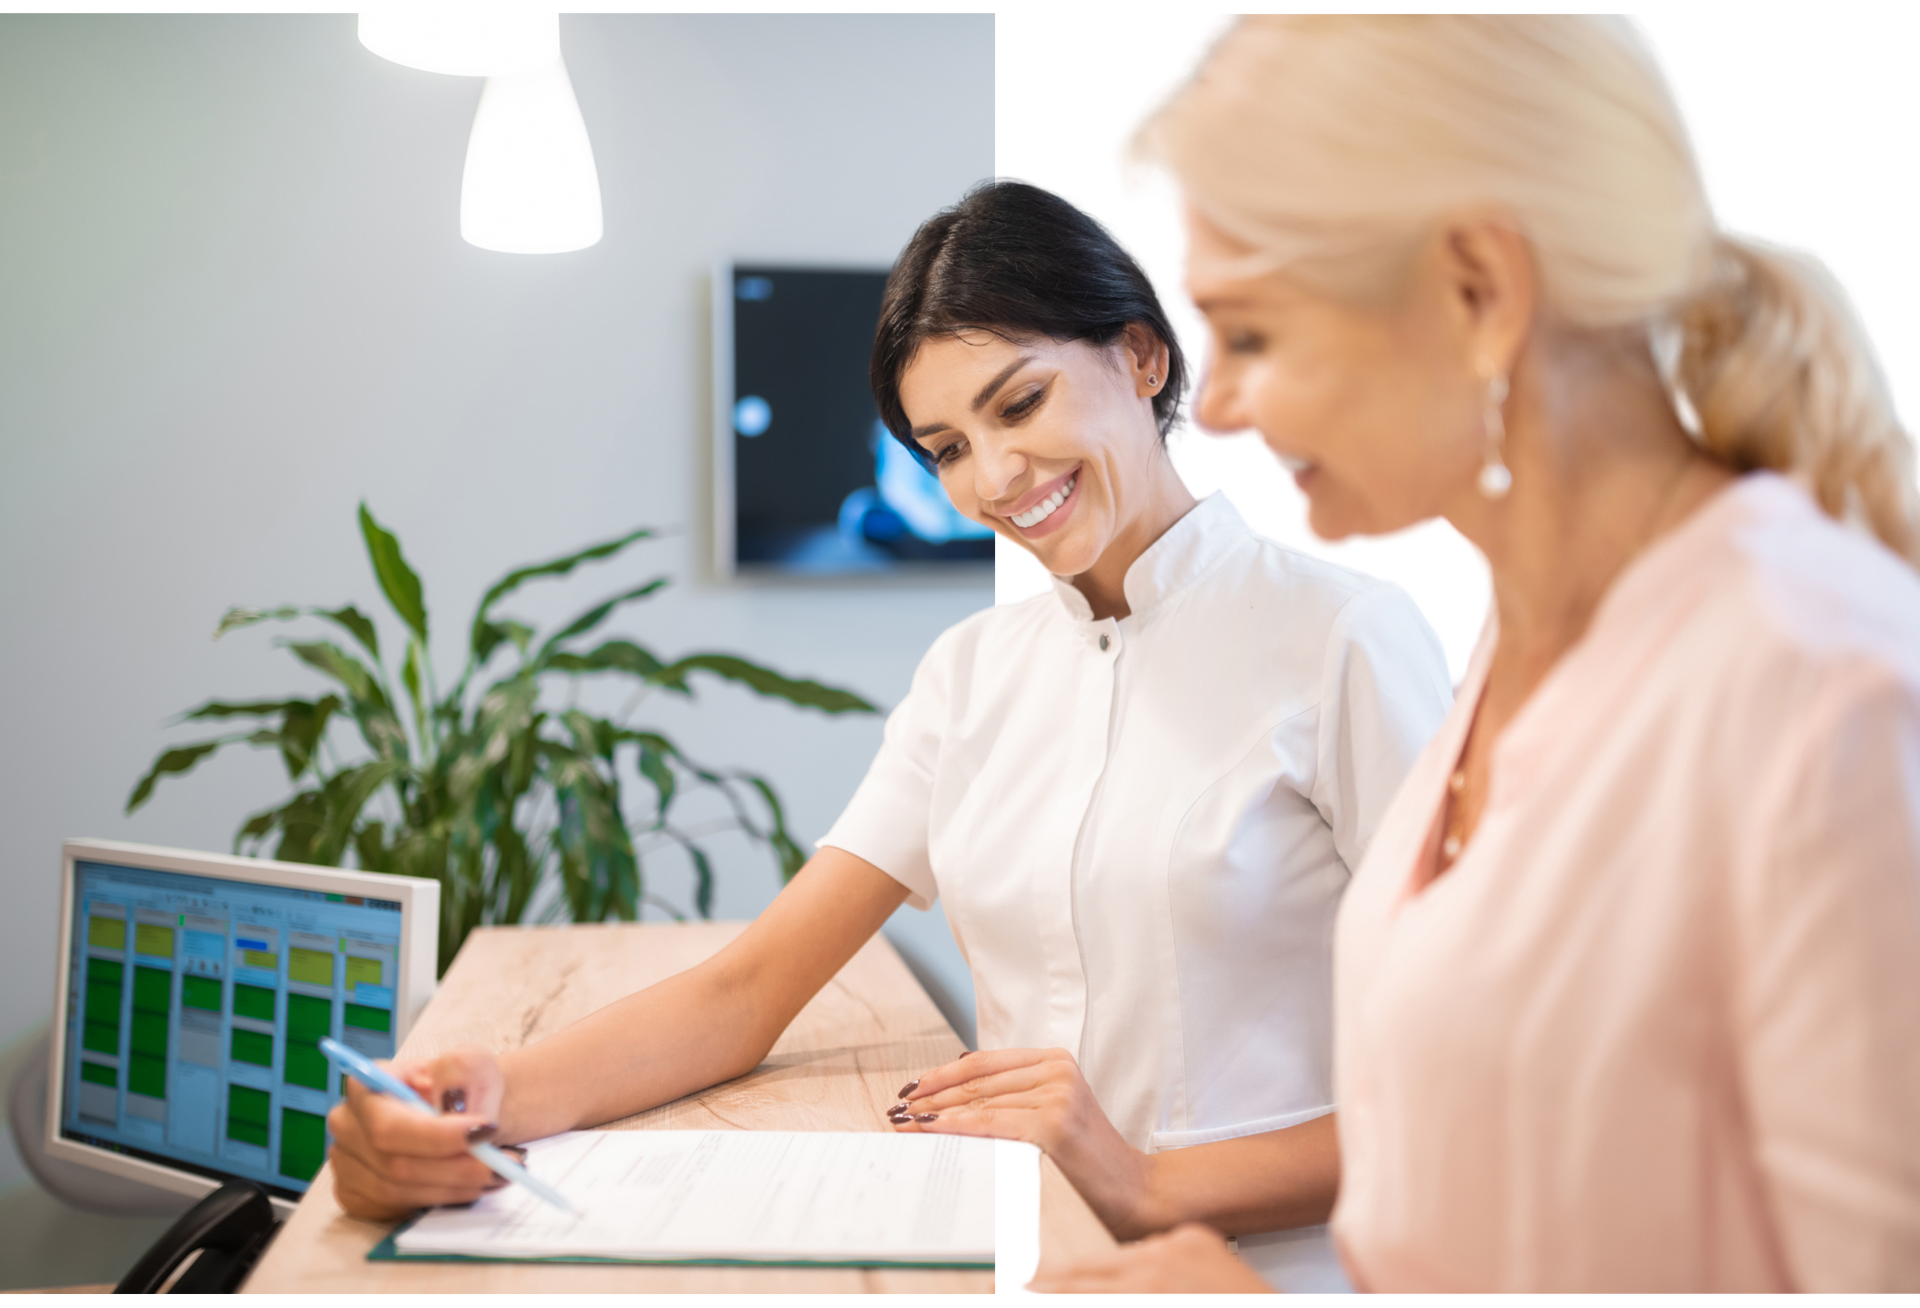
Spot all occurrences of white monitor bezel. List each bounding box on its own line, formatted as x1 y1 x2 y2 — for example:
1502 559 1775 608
46 838 439 1214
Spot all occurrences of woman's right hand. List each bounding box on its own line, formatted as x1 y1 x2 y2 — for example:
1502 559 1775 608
326 1046 509 1221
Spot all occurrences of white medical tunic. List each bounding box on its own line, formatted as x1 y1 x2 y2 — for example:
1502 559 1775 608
819 494 1452 1289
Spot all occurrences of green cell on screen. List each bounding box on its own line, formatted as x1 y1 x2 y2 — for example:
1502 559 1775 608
344 956 383 990
227 1084 269 1149
182 975 222 1012
280 1107 327 1182
129 968 168 1095
128 1053 165 1100
284 993 333 1090
87 916 126 951
132 966 170 1015
343 1004 390 1034
79 1061 116 1089
231 1028 273 1068
233 984 275 1023
83 957 123 1057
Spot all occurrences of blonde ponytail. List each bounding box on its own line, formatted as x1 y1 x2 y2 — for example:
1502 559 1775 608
1142 16 1920 565
1677 237 1920 565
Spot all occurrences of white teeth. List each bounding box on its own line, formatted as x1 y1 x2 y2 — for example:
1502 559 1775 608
1012 476 1075 529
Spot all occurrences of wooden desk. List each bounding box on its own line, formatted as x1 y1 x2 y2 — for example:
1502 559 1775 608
243 922 1117 1292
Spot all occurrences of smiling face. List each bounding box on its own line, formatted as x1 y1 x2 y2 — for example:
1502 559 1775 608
1184 208 1490 540
897 327 1170 578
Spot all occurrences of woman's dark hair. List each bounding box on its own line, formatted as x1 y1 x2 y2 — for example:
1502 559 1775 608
870 180 1188 462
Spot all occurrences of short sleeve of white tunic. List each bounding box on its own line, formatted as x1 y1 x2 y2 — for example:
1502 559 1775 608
818 495 1452 1149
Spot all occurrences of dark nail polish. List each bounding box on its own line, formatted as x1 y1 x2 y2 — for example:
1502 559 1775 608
914 1113 938 1123
466 1122 499 1144
442 1088 468 1114
891 1101 912 1113
501 1145 528 1163
898 1080 920 1098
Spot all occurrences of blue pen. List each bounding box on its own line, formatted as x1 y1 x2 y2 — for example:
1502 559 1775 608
319 1036 580 1217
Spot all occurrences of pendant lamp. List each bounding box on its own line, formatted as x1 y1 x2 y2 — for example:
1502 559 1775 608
358 12 603 254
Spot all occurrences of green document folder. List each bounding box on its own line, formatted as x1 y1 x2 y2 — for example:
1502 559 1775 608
366 1220 990 1270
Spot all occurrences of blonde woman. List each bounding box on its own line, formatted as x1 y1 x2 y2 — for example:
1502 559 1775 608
1035 15 1920 1293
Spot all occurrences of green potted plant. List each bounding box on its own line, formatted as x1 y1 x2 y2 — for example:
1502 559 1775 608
128 504 876 970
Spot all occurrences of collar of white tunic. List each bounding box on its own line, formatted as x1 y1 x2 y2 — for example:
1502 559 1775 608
1045 491 1247 626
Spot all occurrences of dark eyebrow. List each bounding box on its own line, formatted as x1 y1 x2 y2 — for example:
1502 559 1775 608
907 354 1039 444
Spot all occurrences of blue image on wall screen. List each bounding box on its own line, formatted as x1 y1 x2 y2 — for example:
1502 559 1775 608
731 265 994 573
62 861 402 1200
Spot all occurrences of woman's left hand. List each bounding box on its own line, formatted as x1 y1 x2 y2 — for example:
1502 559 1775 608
890 1047 1160 1237
1027 1223 1275 1294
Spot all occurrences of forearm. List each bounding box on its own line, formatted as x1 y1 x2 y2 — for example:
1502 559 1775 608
494 955 779 1142
491 847 909 1143
1126 1113 1340 1240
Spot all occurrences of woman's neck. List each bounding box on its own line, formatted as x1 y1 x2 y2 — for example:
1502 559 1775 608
1072 453 1199 622
1454 332 1734 708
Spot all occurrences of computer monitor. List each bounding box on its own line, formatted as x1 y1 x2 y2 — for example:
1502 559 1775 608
46 839 439 1213
710 262 996 578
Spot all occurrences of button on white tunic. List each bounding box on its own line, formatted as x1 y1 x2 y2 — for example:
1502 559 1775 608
819 494 1452 1288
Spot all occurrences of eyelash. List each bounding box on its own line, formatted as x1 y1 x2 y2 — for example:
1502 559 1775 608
927 385 1048 467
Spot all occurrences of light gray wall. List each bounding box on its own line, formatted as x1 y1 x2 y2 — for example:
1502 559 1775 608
0 8 991 1167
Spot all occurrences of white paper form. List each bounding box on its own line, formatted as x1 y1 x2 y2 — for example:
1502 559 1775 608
392 1130 996 1266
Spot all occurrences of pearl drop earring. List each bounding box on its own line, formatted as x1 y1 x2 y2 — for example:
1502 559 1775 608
1479 372 1512 500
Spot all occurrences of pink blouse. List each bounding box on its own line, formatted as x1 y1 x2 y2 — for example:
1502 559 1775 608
1332 473 1920 1291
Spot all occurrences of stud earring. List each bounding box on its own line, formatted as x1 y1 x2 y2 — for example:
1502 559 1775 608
1478 372 1512 500
1147 373 1159 388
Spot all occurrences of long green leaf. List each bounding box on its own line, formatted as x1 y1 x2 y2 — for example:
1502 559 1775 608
278 695 342 780
213 606 298 640
741 773 806 880
178 698 309 723
468 525 656 658
285 640 382 706
402 637 428 751
317 758 403 866
283 640 409 762
127 740 229 813
636 740 676 825
318 605 382 662
211 604 381 665
657 654 876 715
531 579 670 670
544 639 672 684
359 502 428 644
472 618 535 669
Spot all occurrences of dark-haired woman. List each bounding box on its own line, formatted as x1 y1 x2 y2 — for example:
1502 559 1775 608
326 181 1452 1289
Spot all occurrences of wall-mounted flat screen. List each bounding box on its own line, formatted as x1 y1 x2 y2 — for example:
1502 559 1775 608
714 264 993 577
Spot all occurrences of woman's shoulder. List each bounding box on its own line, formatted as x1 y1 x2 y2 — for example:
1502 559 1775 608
912 589 1064 668
1190 525 1437 649
1715 473 1920 688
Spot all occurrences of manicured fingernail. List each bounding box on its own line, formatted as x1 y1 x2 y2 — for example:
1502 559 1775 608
466 1123 498 1144
914 1113 938 1123
898 1080 920 1098
442 1088 468 1114
891 1101 912 1113
501 1145 527 1163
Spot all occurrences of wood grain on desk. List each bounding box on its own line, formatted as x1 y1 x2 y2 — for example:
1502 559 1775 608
242 921 1117 1293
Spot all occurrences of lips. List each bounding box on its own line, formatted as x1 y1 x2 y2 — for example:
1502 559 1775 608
1012 474 1076 529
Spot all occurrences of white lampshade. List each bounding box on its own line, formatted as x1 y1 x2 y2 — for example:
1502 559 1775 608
459 59 604 254
357 12 560 77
